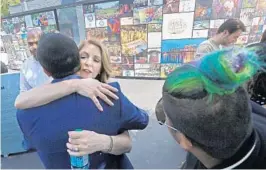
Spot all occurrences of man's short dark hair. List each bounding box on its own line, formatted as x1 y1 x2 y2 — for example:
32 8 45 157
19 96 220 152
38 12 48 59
217 18 246 34
162 86 252 159
37 33 80 79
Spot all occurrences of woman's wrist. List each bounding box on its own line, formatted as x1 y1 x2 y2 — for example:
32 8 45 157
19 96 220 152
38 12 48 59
65 79 80 93
100 134 112 153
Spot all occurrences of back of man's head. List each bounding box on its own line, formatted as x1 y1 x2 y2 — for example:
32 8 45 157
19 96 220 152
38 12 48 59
37 33 80 79
157 47 264 159
217 18 246 34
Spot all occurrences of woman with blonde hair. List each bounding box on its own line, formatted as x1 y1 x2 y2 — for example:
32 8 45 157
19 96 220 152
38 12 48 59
15 38 137 168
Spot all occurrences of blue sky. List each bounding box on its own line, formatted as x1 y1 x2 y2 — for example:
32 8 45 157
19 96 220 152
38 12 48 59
162 38 206 52
95 1 119 9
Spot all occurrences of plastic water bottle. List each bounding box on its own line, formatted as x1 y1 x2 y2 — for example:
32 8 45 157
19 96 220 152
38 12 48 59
70 129 89 169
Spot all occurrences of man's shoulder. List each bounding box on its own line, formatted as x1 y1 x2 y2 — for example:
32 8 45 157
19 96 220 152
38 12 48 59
21 57 36 71
107 81 121 90
17 105 44 124
17 94 83 123
198 40 213 49
23 57 36 65
18 81 123 117
199 39 210 45
19 94 78 112
195 40 215 59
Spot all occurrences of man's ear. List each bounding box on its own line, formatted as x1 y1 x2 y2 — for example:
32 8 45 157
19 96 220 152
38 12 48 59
223 30 229 36
177 133 193 151
43 68 52 77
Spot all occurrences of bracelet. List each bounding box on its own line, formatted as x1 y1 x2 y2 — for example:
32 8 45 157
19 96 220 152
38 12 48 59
106 136 113 153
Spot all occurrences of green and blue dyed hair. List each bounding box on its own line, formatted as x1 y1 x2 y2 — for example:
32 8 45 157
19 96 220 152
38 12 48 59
163 43 266 98
159 43 266 159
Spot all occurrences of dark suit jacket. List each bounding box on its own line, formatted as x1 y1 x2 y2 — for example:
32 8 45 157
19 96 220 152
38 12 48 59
17 75 149 169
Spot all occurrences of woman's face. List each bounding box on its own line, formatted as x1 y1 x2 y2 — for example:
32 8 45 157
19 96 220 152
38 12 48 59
79 44 102 79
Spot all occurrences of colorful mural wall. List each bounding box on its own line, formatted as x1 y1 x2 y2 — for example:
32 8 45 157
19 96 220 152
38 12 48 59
1 11 58 70
84 0 266 78
1 0 266 78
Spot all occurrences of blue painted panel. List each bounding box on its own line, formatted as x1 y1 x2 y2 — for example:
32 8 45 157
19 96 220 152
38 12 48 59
1 73 26 155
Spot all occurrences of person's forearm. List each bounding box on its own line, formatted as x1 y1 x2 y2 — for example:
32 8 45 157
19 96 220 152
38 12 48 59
102 131 132 155
15 79 78 109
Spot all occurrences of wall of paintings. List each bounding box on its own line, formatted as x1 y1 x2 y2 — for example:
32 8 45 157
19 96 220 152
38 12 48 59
1 11 58 70
83 0 266 78
1 0 265 78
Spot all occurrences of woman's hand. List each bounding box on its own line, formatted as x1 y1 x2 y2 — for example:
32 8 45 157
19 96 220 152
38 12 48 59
66 130 110 156
73 78 119 111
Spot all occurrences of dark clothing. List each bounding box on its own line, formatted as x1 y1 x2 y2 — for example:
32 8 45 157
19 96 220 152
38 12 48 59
1 61 8 74
17 75 149 169
251 100 266 116
250 72 266 106
182 102 266 169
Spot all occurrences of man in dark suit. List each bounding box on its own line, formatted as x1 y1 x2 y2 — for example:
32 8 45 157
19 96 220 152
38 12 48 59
17 33 149 169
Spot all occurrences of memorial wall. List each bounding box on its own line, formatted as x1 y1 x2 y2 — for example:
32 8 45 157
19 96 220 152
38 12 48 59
1 0 266 78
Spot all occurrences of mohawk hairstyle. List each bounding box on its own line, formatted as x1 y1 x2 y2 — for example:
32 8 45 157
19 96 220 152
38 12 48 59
160 45 265 159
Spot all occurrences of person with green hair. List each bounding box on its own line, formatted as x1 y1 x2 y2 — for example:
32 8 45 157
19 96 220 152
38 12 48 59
155 45 266 169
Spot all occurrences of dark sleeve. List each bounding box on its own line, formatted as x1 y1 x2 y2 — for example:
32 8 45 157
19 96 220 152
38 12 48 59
111 82 149 131
16 109 32 145
250 100 266 118
16 109 35 140
1 61 8 74
16 110 27 136
181 152 200 169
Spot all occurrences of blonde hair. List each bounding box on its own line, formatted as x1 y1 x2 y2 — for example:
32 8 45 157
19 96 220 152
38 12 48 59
78 38 112 83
